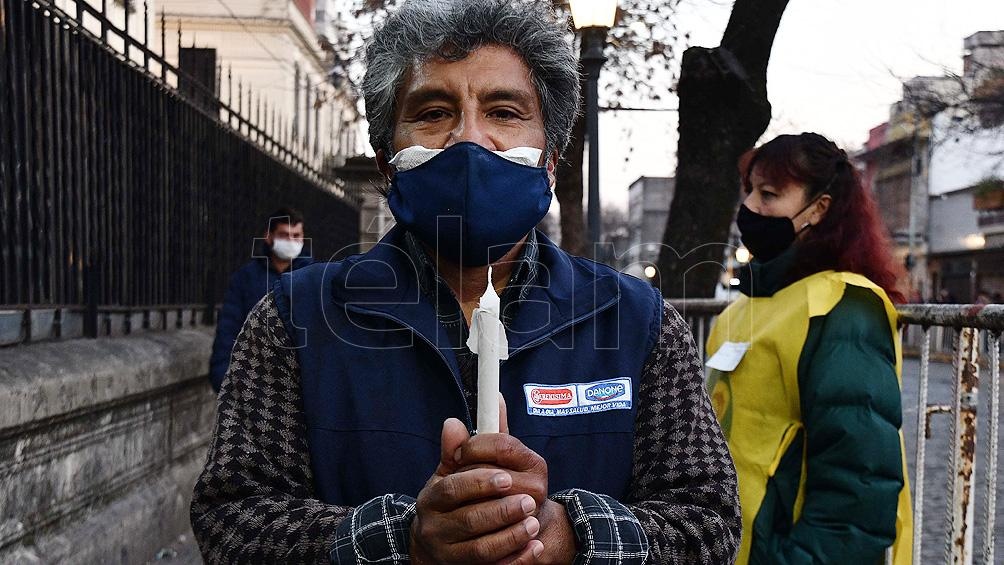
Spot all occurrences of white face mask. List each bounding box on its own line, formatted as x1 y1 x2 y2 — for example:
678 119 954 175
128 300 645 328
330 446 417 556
388 145 544 171
271 238 303 260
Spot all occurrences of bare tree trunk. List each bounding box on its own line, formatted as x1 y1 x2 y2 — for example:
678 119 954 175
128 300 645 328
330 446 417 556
656 0 789 298
550 0 585 257
555 71 588 257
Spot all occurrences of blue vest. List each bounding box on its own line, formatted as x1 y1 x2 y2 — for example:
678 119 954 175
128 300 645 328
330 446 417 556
274 227 663 507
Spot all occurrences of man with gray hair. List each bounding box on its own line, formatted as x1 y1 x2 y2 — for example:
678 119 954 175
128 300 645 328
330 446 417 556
191 1 740 563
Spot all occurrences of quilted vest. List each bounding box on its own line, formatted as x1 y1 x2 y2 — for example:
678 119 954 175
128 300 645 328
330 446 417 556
273 227 663 506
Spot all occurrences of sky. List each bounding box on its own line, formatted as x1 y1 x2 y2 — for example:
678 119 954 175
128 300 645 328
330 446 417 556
596 0 1004 211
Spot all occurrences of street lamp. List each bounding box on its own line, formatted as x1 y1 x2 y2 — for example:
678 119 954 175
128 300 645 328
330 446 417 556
570 0 618 256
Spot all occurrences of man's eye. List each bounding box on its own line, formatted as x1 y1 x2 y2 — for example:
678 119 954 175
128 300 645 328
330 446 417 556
490 108 520 120
418 109 449 122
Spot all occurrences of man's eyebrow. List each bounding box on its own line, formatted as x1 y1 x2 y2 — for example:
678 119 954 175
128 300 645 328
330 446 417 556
480 88 536 107
400 87 458 110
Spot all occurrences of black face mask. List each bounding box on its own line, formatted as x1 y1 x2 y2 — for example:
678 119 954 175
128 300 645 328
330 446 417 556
736 199 818 262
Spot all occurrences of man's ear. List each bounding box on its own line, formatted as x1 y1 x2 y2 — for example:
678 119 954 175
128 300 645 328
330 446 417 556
376 149 394 181
546 149 559 188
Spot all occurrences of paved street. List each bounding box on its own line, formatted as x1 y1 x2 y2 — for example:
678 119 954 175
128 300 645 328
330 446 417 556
146 534 201 565
901 358 1003 563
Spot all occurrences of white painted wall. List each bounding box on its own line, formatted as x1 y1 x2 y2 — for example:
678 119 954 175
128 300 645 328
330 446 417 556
57 0 364 165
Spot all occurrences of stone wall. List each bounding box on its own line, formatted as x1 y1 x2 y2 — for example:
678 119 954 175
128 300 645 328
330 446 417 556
0 329 216 564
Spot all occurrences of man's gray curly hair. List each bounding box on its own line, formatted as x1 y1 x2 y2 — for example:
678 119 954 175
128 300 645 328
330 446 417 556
362 0 581 157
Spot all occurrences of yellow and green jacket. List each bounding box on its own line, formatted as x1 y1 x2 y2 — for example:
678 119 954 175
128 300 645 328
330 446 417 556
707 248 912 564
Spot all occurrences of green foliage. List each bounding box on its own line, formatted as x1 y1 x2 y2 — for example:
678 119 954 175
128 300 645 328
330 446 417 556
973 176 1004 196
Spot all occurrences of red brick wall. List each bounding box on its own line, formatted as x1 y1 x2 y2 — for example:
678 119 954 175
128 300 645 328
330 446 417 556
860 122 888 194
294 0 314 25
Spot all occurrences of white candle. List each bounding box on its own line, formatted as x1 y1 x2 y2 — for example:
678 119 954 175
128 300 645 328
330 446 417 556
466 266 509 434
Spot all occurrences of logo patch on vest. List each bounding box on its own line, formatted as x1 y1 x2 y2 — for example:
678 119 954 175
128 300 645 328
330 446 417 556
523 378 632 416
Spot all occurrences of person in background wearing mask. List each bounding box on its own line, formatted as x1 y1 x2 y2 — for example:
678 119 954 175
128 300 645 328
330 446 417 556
191 1 740 563
207 207 311 393
706 132 914 564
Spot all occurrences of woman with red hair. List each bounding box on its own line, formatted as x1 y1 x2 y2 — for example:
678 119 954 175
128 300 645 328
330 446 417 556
706 132 913 564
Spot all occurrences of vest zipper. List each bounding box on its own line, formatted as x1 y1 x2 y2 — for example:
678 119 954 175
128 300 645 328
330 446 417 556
341 304 474 431
501 295 620 364
343 293 621 429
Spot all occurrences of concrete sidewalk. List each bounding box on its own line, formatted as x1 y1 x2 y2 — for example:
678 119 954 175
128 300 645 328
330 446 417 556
146 534 201 565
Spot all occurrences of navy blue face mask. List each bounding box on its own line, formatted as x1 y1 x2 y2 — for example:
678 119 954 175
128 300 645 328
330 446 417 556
388 142 552 267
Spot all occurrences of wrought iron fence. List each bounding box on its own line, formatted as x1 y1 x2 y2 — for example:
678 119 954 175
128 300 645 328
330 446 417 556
0 0 362 344
671 298 1003 565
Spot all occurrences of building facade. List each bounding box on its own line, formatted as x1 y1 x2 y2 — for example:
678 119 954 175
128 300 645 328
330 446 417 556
157 0 363 173
626 176 675 267
856 31 1004 302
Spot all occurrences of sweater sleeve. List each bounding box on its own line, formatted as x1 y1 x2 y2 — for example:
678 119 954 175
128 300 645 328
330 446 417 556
750 285 904 564
192 292 352 563
625 300 742 564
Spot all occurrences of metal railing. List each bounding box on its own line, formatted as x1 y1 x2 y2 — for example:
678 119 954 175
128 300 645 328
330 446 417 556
670 299 1004 565
0 0 362 341
0 303 223 346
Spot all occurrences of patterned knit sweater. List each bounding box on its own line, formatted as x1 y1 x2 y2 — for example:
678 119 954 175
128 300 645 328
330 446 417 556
190 293 741 564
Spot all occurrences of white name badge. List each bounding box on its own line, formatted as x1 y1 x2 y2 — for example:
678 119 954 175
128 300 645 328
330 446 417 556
523 378 633 417
705 341 751 372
